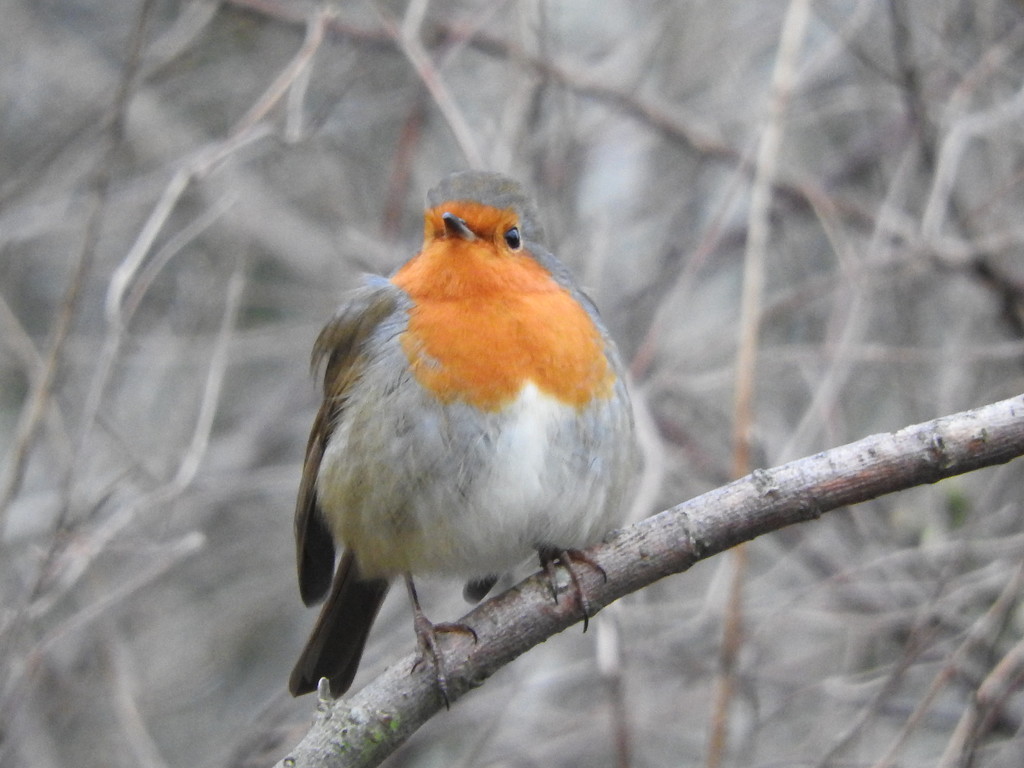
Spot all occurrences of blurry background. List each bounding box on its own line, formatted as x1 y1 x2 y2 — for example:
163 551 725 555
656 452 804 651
3 0 1024 766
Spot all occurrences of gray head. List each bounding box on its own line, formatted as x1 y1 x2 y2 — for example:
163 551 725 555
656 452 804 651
426 171 545 244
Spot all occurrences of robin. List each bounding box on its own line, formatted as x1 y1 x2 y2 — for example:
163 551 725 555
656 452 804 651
289 170 638 701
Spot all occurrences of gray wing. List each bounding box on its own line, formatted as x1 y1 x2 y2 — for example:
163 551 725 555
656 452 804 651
294 277 403 606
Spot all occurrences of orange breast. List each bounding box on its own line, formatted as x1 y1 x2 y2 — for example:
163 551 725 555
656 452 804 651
391 238 615 412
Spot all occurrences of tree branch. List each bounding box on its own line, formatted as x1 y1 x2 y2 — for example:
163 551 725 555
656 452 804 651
277 394 1024 768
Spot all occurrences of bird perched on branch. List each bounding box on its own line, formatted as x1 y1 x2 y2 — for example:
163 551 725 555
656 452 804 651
289 170 638 702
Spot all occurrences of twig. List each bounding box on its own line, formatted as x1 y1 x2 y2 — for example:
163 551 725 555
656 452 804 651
597 608 633 768
814 611 942 767
381 95 428 240
159 260 246 498
276 393 1024 768
0 531 204 733
937 638 1024 767
77 2 335 463
233 5 334 137
871 562 1024 768
380 9 484 168
108 623 175 768
921 80 1024 244
0 258 240 722
25 261 243 621
80 5 328 453
0 0 155 527
221 1 879 233
708 2 811 764
0 295 74 480
888 0 936 165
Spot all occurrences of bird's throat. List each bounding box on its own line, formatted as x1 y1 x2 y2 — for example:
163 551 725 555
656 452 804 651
392 249 615 411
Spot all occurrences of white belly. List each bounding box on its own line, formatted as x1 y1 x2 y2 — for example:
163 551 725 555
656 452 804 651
316 381 621 579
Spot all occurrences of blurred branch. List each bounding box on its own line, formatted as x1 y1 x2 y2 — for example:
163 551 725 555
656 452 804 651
887 0 936 165
0 0 155 528
596 610 633 768
109 630 174 768
920 76 1024 341
709 1 811 764
818 607 942 766
872 562 1024 768
0 531 204 733
0 262 240 726
234 4 335 137
938 624 1024 767
158 260 246 498
381 94 429 239
277 394 1024 768
0 264 239 730
501 44 727 160
967 257 1024 339
921 81 1024 244
0 295 74 482
31 261 243 615
379 7 484 168
79 2 332 464
221 0 858 227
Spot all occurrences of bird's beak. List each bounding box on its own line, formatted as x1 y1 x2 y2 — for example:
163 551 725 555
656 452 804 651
442 212 476 241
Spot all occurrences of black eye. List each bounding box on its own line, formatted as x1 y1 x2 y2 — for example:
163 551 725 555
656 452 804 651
504 227 522 250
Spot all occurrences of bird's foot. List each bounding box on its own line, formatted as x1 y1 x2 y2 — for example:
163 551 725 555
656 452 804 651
405 574 477 708
538 547 607 632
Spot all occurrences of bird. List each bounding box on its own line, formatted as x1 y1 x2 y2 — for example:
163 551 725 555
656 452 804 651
288 170 638 702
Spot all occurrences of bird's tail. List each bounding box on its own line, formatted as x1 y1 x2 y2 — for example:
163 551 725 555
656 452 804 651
289 550 389 697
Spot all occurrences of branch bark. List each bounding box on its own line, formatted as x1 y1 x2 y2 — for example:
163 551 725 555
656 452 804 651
276 394 1024 768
